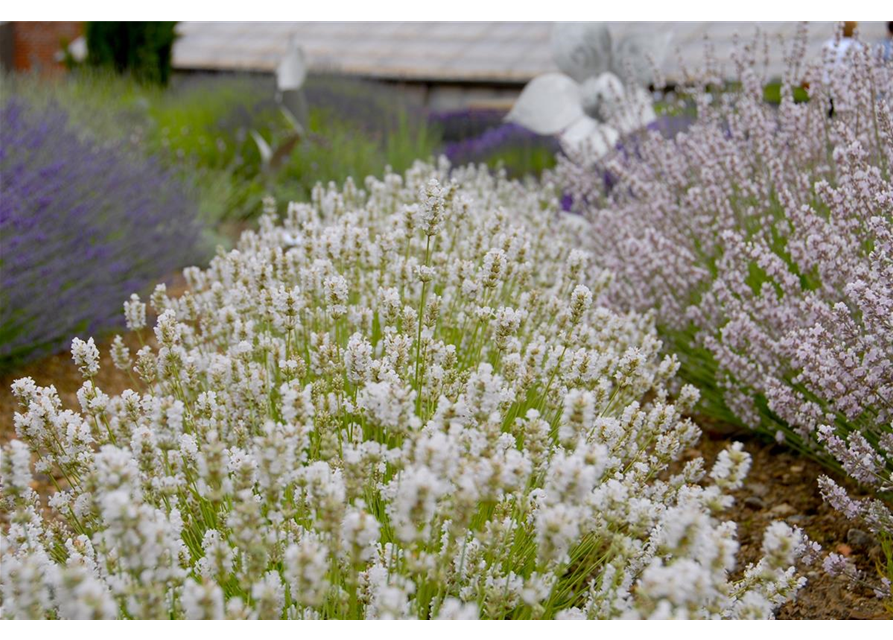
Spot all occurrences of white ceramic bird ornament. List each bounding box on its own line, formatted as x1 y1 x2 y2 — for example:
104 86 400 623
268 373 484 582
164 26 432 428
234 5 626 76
276 36 307 92
507 22 672 157
252 37 308 173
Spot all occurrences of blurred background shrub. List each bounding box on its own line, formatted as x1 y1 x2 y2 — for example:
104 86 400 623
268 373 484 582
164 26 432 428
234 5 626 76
0 98 201 368
438 118 560 178
430 108 506 142
84 21 178 85
4 69 562 227
0 56 565 366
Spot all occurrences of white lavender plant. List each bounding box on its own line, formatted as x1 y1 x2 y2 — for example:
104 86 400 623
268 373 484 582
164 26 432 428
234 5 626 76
2 160 809 619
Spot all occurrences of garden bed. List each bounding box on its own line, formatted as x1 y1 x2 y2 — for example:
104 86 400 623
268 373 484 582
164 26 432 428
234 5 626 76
2 332 886 619
692 436 889 619
2 26 891 620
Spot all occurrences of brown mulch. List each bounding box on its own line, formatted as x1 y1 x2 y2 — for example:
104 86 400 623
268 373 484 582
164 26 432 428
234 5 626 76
692 432 891 620
0 272 189 445
1 338 890 619
0 330 150 445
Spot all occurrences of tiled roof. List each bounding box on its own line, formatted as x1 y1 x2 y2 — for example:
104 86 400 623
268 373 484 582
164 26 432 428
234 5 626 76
172 22 889 83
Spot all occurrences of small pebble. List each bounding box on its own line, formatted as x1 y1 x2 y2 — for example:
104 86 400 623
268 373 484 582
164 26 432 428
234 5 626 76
790 465 804 473
769 503 796 516
846 528 872 549
744 496 765 510
748 482 769 497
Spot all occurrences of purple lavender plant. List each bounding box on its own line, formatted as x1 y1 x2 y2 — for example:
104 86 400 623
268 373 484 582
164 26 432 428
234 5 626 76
440 121 560 177
557 26 893 577
564 113 693 207
0 98 201 367
428 108 506 142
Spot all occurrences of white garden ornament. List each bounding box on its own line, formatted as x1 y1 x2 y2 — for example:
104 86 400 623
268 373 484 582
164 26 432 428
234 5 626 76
276 36 307 92
507 22 672 156
253 37 308 171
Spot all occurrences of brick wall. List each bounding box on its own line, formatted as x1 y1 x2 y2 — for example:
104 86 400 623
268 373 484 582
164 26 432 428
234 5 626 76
9 22 82 75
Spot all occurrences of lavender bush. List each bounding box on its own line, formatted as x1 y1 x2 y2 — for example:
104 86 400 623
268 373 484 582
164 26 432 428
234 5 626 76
0 161 814 619
440 120 560 178
557 27 892 597
429 109 506 143
0 98 201 367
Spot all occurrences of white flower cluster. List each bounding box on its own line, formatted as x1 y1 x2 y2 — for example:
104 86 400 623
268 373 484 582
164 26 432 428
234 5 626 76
2 161 808 619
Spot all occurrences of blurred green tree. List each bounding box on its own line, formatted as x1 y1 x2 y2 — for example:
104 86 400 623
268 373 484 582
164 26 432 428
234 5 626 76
85 22 177 85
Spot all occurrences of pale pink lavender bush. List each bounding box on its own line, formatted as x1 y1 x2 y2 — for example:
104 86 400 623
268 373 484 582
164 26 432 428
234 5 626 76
557 27 892 552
